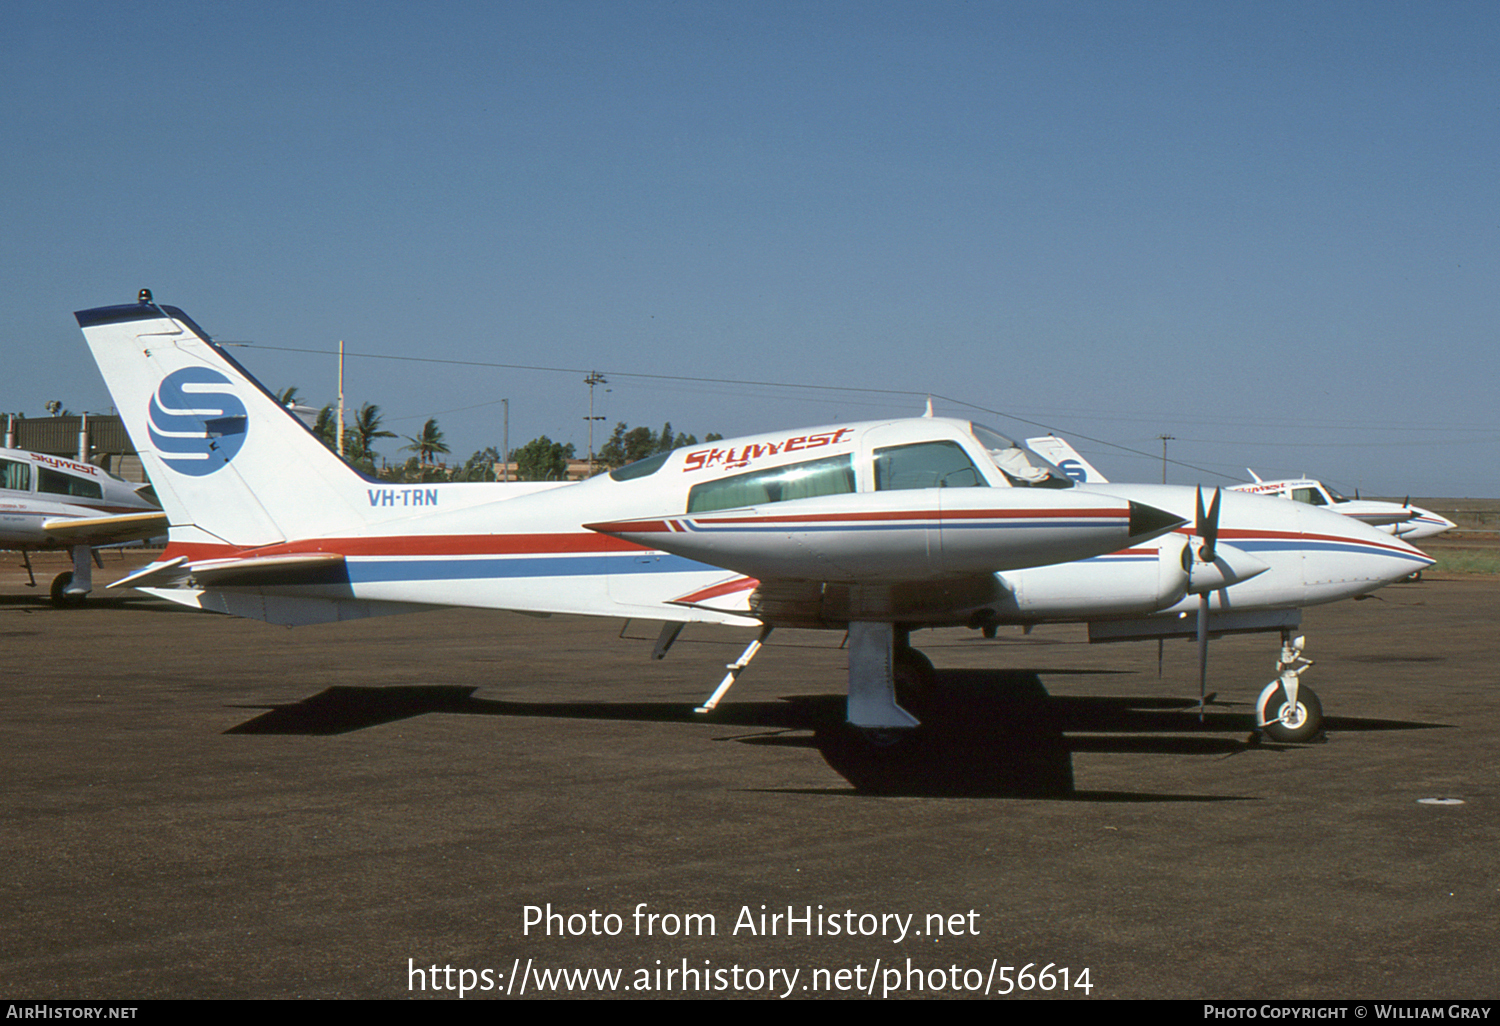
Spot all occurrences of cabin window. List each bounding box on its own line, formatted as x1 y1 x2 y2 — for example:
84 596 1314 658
687 454 855 513
38 467 103 501
0 459 30 492
1291 487 1327 506
873 441 984 491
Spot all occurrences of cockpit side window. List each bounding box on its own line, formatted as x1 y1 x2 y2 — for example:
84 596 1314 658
687 454 855 513
0 459 31 493
873 441 984 490
38 467 103 501
1291 487 1327 506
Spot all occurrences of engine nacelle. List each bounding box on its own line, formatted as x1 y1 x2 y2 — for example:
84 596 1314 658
990 535 1192 620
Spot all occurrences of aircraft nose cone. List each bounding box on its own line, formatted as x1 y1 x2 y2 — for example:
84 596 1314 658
1128 501 1187 541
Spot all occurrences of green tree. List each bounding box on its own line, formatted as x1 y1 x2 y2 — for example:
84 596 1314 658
402 418 450 467
514 436 576 481
598 422 712 469
312 405 337 449
452 446 502 482
350 403 396 467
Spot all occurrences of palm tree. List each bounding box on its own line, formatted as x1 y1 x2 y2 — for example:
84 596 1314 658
351 403 396 463
402 418 450 467
312 405 337 448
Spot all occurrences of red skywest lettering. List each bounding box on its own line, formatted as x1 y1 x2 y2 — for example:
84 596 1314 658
682 429 854 472
29 453 99 476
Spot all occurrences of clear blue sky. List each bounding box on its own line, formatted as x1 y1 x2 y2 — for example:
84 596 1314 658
5 1 1497 496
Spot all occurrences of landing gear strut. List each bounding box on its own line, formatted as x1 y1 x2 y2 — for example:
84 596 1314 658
1255 631 1323 743
49 546 97 608
846 622 921 730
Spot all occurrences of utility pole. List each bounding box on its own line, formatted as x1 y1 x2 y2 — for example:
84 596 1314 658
337 340 346 458
584 371 608 473
1157 434 1175 484
501 398 509 482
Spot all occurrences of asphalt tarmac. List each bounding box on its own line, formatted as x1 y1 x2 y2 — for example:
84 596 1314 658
2 549 1496 1000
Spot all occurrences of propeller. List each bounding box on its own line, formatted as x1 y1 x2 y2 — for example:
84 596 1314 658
1194 486 1222 720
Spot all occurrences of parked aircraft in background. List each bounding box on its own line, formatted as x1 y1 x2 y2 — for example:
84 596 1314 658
1026 436 1456 541
76 294 1431 756
1232 471 1456 542
0 445 165 604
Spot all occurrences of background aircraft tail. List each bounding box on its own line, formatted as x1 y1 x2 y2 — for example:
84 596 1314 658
76 296 371 549
1024 436 1110 484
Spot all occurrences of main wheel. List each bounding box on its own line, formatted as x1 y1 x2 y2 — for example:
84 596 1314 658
1256 682 1323 743
50 572 85 608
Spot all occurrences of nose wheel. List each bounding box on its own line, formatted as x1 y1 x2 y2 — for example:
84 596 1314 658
1255 633 1324 743
1256 682 1323 743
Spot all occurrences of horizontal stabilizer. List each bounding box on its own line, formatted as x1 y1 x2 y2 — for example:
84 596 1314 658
111 552 347 590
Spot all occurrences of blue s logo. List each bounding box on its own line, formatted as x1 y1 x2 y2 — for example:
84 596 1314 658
1057 459 1088 482
147 368 248 476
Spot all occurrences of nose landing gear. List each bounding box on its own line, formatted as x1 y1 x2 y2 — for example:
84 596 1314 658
1255 632 1323 743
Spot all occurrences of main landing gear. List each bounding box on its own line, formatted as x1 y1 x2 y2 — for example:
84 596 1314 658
1255 631 1323 743
26 546 98 608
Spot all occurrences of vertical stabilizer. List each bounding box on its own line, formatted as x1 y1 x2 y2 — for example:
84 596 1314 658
75 298 369 549
1024 436 1110 484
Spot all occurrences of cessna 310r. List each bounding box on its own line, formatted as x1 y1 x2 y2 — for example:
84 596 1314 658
1233 471 1456 542
1026 435 1456 541
76 294 1432 750
0 444 165 605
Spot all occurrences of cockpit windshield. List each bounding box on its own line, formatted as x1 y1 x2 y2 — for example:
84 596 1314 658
969 424 1074 489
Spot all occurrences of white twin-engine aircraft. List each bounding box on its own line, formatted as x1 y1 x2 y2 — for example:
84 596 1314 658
76 294 1432 746
0 444 165 604
1025 436 1456 541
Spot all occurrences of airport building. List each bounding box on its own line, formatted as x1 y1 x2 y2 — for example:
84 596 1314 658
3 413 145 481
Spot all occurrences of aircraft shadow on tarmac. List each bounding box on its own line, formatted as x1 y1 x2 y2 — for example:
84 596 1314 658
224 669 1447 800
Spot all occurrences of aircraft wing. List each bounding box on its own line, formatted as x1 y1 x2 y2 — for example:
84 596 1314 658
1337 508 1418 528
41 510 169 547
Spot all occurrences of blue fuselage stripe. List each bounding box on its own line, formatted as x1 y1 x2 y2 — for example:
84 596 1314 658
344 552 711 583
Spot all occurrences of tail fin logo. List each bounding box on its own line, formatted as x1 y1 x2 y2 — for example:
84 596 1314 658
146 367 249 476
1056 459 1089 482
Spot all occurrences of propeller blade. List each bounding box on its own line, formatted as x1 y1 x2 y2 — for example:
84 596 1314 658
1192 486 1224 723
1197 592 1209 722
1195 486 1221 565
